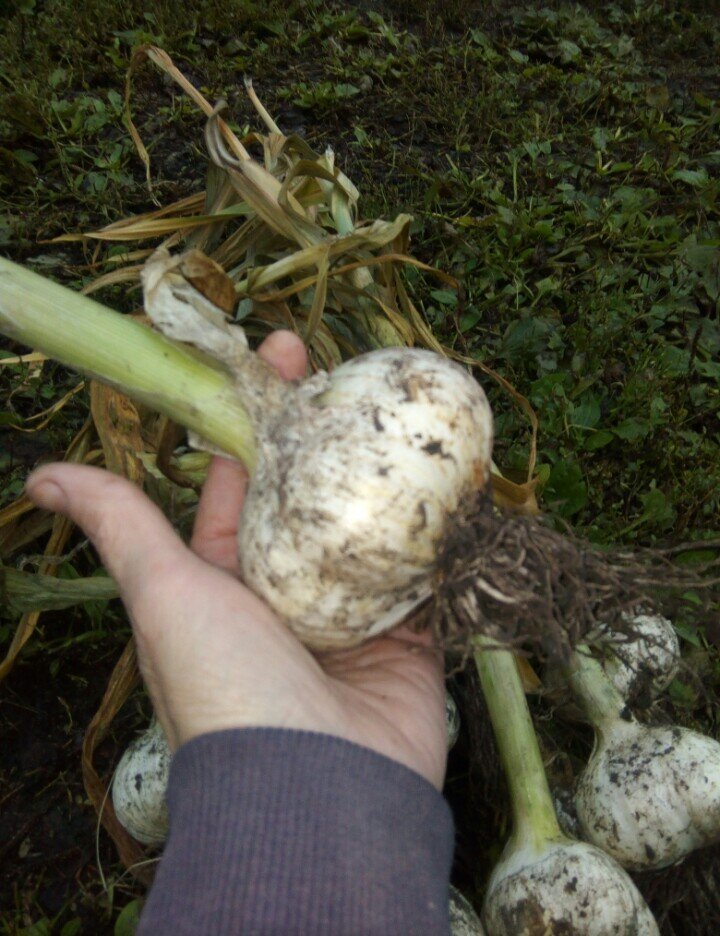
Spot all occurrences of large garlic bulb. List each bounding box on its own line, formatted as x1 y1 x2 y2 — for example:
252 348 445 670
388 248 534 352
143 250 493 650
238 348 493 648
112 719 171 847
482 838 659 935
575 718 720 870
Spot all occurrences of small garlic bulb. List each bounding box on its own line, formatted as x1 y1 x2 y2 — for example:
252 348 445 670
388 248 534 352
112 718 171 847
600 612 680 704
482 838 659 935
446 691 461 750
449 885 485 935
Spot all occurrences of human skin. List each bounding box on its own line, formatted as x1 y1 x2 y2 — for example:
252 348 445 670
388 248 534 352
25 330 448 790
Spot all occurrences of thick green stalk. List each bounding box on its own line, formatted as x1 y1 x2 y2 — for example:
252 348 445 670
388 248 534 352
473 637 562 850
0 256 257 469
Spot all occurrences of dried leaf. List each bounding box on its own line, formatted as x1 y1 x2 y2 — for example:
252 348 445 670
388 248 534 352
90 383 145 483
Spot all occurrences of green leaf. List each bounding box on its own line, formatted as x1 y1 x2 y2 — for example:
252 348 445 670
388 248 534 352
114 900 143 936
500 317 551 358
508 49 529 64
696 358 720 381
673 616 704 647
459 310 481 332
429 289 457 306
570 396 600 429
18 921 51 936
638 487 675 528
545 461 587 518
613 417 652 441
60 920 82 936
333 83 360 99
672 168 709 187
557 39 581 64
668 677 698 706
585 429 615 451
591 127 610 151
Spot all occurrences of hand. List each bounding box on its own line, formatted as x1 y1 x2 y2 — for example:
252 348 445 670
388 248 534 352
26 331 448 789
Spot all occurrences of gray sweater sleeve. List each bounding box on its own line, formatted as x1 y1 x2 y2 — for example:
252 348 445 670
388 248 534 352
137 729 454 935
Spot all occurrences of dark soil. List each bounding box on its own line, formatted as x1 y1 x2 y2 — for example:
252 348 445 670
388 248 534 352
0 626 142 932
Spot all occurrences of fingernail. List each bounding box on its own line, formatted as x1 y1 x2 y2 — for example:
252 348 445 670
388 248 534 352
26 477 67 513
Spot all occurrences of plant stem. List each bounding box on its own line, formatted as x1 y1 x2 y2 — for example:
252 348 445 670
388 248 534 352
473 637 562 851
0 256 258 469
566 647 627 732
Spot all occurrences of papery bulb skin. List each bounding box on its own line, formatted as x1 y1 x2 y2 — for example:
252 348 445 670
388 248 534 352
482 838 659 935
449 885 486 935
601 612 680 705
238 348 493 649
112 719 171 847
575 720 720 870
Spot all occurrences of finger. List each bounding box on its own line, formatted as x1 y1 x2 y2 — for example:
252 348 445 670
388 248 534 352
191 330 308 569
26 463 193 608
189 456 248 571
257 328 308 381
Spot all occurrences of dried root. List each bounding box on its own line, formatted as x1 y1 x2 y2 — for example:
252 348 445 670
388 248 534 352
432 487 720 664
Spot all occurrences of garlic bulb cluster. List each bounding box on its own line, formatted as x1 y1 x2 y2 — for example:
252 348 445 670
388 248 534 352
569 649 720 870
598 611 680 705
449 885 486 935
112 719 171 847
483 837 659 935
474 641 658 935
143 249 494 650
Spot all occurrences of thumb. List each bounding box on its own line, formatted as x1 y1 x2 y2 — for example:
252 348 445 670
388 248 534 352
26 463 192 604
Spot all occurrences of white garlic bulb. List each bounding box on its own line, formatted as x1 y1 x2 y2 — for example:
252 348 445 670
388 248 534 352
575 718 720 871
238 348 493 649
482 838 659 935
599 612 680 704
112 718 171 847
142 249 494 650
449 885 485 935
568 647 720 871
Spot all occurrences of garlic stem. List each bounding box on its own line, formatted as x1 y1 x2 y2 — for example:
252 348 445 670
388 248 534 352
473 638 561 850
566 646 628 733
0 256 258 468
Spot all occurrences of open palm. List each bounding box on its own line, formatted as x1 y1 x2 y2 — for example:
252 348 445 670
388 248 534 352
26 330 448 789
